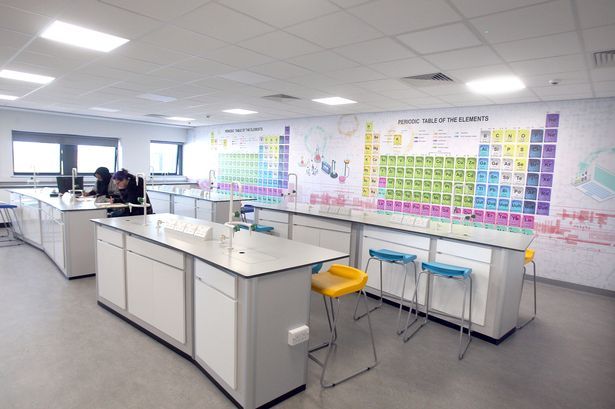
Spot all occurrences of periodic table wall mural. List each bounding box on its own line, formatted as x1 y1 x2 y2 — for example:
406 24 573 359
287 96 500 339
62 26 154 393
185 98 615 291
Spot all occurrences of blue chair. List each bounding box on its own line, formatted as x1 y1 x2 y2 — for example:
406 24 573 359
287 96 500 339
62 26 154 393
238 224 274 233
0 202 21 244
240 205 274 233
353 248 418 335
403 261 473 360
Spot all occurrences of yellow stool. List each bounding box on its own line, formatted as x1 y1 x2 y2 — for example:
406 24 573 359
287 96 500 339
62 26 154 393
518 249 537 329
309 264 378 388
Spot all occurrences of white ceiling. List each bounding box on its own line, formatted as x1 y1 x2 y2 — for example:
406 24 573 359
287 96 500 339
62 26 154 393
0 0 613 127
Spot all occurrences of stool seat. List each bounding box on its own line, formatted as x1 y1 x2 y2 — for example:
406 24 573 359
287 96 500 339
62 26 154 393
422 261 471 278
238 224 273 233
524 248 535 264
240 205 254 214
369 249 417 264
0 203 17 209
311 263 323 274
311 264 367 298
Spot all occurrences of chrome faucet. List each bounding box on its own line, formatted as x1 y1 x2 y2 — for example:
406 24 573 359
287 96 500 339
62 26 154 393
70 168 83 201
223 180 252 250
208 169 217 193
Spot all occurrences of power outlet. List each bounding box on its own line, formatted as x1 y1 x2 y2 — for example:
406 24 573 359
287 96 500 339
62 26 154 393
288 325 309 346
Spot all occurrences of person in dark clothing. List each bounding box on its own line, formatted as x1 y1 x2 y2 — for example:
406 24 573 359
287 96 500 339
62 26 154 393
86 167 119 197
109 169 153 217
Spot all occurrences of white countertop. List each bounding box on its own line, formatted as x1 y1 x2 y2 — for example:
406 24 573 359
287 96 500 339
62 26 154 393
148 186 255 203
249 202 534 252
6 188 122 212
92 213 348 278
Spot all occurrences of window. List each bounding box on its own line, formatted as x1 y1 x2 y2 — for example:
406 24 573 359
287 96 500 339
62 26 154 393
150 141 183 175
12 130 118 175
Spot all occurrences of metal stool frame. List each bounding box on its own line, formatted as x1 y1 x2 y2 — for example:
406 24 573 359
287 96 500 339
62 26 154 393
403 268 473 360
517 258 537 329
0 205 22 244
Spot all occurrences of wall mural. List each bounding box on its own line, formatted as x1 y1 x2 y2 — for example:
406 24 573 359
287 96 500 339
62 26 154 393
186 98 615 291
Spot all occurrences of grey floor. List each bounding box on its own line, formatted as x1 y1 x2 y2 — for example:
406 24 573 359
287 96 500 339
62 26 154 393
1 241 614 409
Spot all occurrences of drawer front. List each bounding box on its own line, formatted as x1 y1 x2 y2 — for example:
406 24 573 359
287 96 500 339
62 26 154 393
195 259 237 299
174 196 196 207
293 214 351 233
258 209 289 223
437 239 492 263
97 225 124 248
363 225 431 251
195 199 212 212
126 235 184 269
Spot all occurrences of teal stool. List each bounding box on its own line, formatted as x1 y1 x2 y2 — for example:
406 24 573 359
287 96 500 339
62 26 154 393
312 263 323 274
238 224 274 233
0 202 21 244
403 261 473 360
353 248 418 335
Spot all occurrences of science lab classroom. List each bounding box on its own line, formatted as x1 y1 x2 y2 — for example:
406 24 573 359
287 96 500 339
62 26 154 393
1 1 614 408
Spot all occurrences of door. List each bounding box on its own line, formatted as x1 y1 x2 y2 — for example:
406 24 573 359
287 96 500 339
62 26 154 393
126 251 155 324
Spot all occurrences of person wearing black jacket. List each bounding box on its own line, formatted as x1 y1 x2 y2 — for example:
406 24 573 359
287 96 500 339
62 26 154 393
109 169 153 217
86 167 119 198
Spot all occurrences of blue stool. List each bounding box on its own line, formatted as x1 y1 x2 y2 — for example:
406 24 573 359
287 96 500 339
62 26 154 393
353 248 418 334
238 224 274 233
403 261 473 360
240 205 274 233
0 202 21 243
312 263 323 274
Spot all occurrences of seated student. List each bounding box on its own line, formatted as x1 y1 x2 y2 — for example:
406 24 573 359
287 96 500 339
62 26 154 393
86 167 119 198
109 169 154 217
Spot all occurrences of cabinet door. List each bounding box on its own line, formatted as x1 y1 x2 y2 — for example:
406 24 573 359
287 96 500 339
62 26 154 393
54 221 65 271
291 224 319 246
126 251 155 324
195 278 237 389
195 203 212 221
173 197 196 217
152 261 185 343
21 199 41 245
41 207 53 256
149 192 171 214
97 240 126 309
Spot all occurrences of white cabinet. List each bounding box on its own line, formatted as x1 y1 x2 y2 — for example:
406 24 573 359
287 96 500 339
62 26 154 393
195 200 213 221
148 191 171 214
40 203 54 256
256 209 289 238
20 196 41 245
97 238 126 309
126 248 186 343
291 215 351 270
173 196 196 218
194 261 237 389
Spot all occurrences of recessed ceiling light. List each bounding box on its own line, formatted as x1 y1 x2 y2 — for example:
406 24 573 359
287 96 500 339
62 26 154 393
166 116 195 121
137 93 177 103
312 97 357 105
223 109 258 115
0 94 19 101
466 76 525 95
40 20 129 52
0 69 54 84
90 107 119 112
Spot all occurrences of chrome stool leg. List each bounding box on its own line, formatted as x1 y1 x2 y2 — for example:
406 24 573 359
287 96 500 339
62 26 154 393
458 275 472 360
353 257 383 320
517 261 537 329
402 270 429 342
396 261 418 335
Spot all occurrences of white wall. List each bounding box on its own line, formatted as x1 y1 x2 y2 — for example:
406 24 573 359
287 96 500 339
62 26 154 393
0 108 188 182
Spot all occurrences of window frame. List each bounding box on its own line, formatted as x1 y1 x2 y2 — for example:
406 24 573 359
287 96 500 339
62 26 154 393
11 130 119 176
149 140 183 176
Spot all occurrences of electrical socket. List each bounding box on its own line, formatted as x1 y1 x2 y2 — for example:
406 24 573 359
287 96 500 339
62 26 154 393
288 325 309 346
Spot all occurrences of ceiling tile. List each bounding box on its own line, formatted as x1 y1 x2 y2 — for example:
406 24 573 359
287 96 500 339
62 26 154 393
577 0 615 29
287 50 359 72
0 77 41 94
152 84 215 99
532 83 593 97
0 45 19 64
440 93 494 106
250 61 312 79
582 24 615 52
333 37 415 64
0 0 72 17
489 94 540 104
287 73 342 89
0 27 32 48
218 70 274 85
510 54 587 76
148 66 209 83
494 31 582 62
101 55 161 74
329 0 372 8
10 51 84 75
218 0 339 28
589 67 615 82
355 79 411 92
99 0 210 21
421 83 470 96
522 70 589 88
175 2 274 43
205 45 274 68
170 57 235 76
449 0 545 18
369 57 439 78
116 42 189 65
470 1 575 43
327 66 386 83
190 76 256 91
76 65 141 81
348 0 461 35
239 31 321 59
0 4 51 35
24 38 102 66
286 11 381 48
424 46 502 70
56 0 160 39
396 23 481 54
140 26 226 58
257 79 321 99
447 64 514 82
379 87 429 99
594 81 615 97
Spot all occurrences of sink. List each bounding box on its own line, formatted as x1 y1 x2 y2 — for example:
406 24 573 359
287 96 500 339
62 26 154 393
228 248 276 264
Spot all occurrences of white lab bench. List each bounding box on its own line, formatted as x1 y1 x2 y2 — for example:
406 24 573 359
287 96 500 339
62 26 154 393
147 186 254 223
250 202 534 343
92 213 347 409
6 188 113 278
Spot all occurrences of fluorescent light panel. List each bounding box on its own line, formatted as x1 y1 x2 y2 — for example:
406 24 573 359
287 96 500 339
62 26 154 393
41 20 129 52
223 109 258 115
0 69 54 84
166 116 195 121
466 76 525 95
312 97 357 105
0 94 19 101
90 107 119 112
137 93 176 103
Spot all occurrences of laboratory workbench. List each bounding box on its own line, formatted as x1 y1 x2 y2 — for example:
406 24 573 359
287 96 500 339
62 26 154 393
92 213 347 409
249 201 535 343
